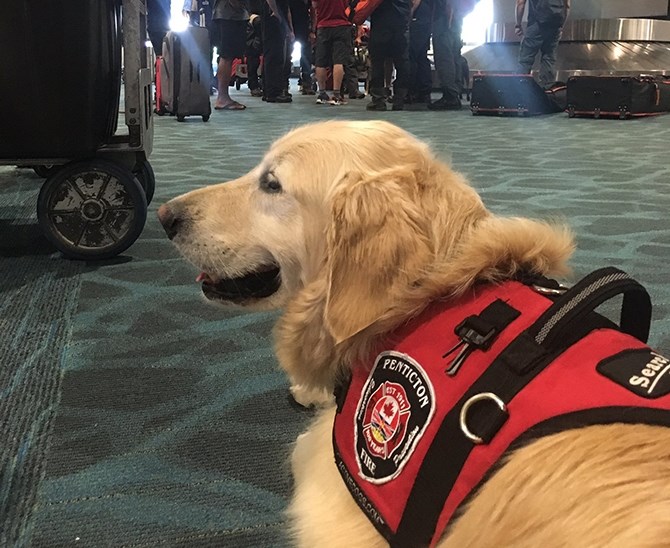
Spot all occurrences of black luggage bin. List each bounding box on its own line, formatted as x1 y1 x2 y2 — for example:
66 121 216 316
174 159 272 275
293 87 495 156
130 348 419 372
470 74 557 116
0 0 122 158
567 76 670 119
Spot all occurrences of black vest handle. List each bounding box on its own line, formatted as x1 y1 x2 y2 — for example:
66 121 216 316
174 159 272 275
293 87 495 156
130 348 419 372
529 267 651 348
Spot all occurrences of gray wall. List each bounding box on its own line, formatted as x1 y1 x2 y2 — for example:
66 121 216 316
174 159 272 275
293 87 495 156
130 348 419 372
492 0 668 23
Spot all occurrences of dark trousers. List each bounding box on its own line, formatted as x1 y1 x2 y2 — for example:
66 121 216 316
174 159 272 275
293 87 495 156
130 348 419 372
408 17 431 98
518 21 563 87
432 13 462 100
289 0 312 85
344 26 360 94
368 20 409 100
247 46 262 90
261 0 291 97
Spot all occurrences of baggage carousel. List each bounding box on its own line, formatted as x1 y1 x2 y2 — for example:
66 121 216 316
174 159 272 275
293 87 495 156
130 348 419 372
464 18 670 81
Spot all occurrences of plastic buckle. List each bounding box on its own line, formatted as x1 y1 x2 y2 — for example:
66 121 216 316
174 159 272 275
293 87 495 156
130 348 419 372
455 317 497 350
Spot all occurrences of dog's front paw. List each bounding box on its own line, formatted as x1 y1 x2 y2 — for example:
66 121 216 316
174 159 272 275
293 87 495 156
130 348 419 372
289 384 334 409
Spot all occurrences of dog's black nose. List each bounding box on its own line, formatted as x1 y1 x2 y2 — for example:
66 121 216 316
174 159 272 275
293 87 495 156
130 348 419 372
157 204 183 240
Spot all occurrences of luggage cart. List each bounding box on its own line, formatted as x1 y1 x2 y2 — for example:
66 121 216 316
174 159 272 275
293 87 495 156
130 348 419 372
0 0 154 260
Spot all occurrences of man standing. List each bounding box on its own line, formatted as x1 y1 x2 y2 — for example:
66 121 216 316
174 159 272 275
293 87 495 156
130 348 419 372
428 0 474 110
515 0 570 88
311 0 353 105
408 0 433 105
212 0 250 110
365 0 412 111
262 0 294 102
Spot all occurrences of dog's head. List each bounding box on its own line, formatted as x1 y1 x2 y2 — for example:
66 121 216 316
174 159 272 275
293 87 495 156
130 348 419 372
161 122 477 325
160 120 573 366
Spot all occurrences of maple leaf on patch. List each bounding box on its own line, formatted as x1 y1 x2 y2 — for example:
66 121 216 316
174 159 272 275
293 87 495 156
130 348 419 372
384 401 396 418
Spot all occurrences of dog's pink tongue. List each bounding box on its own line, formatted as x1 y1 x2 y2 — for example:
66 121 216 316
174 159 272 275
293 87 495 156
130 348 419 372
196 273 207 283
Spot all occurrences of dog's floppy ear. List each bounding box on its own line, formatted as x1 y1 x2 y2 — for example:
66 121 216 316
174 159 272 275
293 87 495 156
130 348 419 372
324 169 433 344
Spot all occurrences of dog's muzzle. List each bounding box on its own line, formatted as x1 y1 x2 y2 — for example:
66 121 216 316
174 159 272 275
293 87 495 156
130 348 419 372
157 203 186 240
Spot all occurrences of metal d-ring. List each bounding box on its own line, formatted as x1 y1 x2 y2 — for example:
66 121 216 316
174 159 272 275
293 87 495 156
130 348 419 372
459 392 507 445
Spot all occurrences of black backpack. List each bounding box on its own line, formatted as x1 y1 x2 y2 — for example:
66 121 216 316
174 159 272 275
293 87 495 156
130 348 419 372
533 0 566 25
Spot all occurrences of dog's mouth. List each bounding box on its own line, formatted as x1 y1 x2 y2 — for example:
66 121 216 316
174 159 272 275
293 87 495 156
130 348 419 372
196 263 282 303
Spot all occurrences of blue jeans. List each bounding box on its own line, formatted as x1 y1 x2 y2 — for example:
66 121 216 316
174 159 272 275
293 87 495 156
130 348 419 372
518 21 563 87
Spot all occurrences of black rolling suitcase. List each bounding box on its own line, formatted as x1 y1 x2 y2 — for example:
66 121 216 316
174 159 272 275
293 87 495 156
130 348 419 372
0 1 122 158
470 74 556 116
567 76 670 119
158 27 212 122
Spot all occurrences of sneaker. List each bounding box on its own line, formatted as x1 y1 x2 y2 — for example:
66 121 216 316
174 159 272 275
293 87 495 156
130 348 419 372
301 86 316 95
348 90 366 99
329 95 347 106
266 93 292 103
366 100 387 111
316 91 331 104
249 88 263 97
427 97 462 111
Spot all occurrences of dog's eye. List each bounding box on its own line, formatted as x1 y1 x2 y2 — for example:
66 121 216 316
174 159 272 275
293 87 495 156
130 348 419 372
260 174 283 194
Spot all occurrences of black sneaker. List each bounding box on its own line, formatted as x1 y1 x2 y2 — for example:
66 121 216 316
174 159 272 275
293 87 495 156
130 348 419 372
266 93 292 103
348 90 366 99
427 97 462 111
366 100 387 111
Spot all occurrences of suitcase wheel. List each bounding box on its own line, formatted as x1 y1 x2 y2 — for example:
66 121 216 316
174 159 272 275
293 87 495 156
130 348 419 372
568 106 575 118
133 159 156 205
177 115 186 122
202 115 210 122
37 159 148 260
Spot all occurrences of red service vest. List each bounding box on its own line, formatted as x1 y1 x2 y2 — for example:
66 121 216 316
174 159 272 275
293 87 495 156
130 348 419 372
332 268 670 547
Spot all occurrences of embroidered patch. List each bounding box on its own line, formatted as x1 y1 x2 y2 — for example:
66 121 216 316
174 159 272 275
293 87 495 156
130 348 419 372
597 349 670 399
355 351 435 483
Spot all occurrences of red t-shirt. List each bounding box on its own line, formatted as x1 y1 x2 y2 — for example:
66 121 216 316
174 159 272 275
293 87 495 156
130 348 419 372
314 0 350 28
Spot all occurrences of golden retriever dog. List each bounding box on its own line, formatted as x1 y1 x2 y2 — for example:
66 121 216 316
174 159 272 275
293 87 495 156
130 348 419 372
158 120 670 548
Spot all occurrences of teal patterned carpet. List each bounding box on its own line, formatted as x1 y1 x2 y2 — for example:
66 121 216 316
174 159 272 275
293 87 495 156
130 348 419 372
1 84 670 547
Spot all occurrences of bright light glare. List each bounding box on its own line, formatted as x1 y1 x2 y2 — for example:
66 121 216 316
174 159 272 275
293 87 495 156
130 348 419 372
292 42 302 64
462 0 493 49
170 0 189 32
170 15 189 32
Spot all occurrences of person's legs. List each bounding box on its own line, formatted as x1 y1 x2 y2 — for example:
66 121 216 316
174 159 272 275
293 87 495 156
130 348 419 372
408 18 431 101
214 20 247 109
261 3 287 100
332 64 345 96
366 24 390 110
538 23 562 87
314 28 331 102
247 47 262 93
390 25 410 110
316 66 329 91
344 26 364 97
330 25 353 103
429 15 462 109
299 40 315 93
518 21 543 75
216 57 236 106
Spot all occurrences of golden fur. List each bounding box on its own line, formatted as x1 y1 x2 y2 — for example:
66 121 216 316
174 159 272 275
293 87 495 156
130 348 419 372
161 121 670 547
